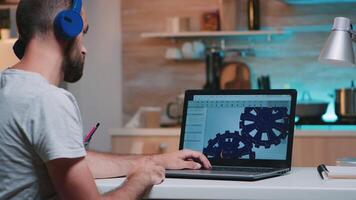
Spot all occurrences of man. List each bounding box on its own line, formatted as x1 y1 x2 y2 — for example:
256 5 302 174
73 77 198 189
0 0 211 199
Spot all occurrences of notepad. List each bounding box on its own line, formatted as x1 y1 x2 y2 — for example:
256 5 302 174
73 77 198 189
337 157 356 167
325 166 356 179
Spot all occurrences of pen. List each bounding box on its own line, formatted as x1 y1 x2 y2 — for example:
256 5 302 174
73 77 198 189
84 123 100 147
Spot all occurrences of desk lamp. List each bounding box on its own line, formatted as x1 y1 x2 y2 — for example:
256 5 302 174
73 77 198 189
319 17 356 66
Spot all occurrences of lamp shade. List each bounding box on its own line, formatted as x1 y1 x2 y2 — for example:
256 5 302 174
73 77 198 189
319 17 355 66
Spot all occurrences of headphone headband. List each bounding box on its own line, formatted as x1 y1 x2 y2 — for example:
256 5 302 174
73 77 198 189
72 0 82 14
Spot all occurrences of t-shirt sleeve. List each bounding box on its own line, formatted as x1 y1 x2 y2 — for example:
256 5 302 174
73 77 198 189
24 90 86 162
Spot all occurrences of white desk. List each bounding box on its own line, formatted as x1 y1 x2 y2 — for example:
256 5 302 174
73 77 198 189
96 167 356 200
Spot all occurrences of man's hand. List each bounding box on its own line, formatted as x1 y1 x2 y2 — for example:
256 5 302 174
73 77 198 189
152 149 212 170
127 158 165 186
120 158 165 200
47 156 166 200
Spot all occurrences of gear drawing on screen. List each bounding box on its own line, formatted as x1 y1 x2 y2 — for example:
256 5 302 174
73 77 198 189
240 107 290 148
203 107 289 159
203 131 255 159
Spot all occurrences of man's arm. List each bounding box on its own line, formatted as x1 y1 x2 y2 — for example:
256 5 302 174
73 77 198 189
86 150 212 179
46 157 164 200
86 151 144 178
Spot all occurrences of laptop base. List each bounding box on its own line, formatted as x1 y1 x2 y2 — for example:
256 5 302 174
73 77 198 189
166 168 290 181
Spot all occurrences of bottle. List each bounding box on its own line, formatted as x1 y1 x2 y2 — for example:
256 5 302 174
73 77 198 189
204 47 224 90
247 0 260 30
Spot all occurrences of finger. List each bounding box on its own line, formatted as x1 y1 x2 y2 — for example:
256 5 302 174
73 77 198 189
158 167 165 184
154 165 165 174
198 154 212 169
181 150 212 169
159 166 165 175
182 161 201 169
151 167 165 185
158 175 165 184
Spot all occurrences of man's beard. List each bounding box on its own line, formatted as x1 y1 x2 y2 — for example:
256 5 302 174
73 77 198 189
62 41 85 83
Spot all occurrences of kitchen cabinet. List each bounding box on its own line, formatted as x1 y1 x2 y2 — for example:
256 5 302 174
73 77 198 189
111 128 356 167
292 132 356 167
0 39 17 70
110 128 180 155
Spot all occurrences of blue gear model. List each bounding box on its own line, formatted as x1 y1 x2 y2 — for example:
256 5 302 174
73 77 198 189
240 107 289 148
203 131 255 160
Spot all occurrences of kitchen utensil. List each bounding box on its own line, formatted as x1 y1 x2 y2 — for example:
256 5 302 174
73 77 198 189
334 81 356 118
140 107 161 128
220 62 251 90
165 47 183 60
219 0 238 31
181 41 206 59
166 17 190 33
257 75 271 90
247 0 260 30
181 42 194 59
296 91 328 118
192 40 205 59
166 94 184 123
200 10 220 31
125 107 162 128
204 47 224 90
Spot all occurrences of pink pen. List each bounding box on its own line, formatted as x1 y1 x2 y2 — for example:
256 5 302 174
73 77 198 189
84 123 100 145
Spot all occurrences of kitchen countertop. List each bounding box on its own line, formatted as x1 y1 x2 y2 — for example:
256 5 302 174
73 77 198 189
96 167 356 200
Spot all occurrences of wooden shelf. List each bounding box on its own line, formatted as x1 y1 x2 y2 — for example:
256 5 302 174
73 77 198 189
141 30 285 39
0 4 17 9
166 58 204 62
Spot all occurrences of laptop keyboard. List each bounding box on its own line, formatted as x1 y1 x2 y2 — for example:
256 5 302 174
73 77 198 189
212 166 277 173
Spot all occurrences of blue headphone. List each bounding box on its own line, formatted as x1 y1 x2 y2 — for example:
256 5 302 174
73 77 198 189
54 0 83 40
13 0 84 59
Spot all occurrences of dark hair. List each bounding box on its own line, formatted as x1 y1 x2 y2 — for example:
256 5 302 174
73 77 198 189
16 0 71 44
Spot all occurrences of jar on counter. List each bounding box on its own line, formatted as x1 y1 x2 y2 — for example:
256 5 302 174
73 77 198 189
247 0 260 30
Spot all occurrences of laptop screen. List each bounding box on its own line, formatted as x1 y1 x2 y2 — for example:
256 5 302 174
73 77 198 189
181 91 295 165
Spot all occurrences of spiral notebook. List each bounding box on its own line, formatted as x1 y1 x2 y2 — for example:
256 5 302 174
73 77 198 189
319 165 356 179
337 157 356 166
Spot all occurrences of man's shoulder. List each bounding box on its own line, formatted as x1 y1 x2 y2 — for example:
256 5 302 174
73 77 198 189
37 87 78 109
0 69 78 112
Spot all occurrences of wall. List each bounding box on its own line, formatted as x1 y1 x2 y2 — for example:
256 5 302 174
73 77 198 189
0 8 18 71
122 0 356 123
68 0 122 152
0 39 17 70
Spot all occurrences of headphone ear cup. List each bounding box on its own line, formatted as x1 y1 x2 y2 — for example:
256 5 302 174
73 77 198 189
13 39 26 60
54 10 83 40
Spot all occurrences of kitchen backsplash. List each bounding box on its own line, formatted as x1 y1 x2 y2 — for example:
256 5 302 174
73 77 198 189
122 0 356 123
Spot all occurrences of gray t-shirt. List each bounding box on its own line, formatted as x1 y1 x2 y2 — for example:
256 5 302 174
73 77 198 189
0 69 86 199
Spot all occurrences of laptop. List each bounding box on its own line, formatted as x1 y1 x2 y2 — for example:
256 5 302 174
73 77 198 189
166 89 297 181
